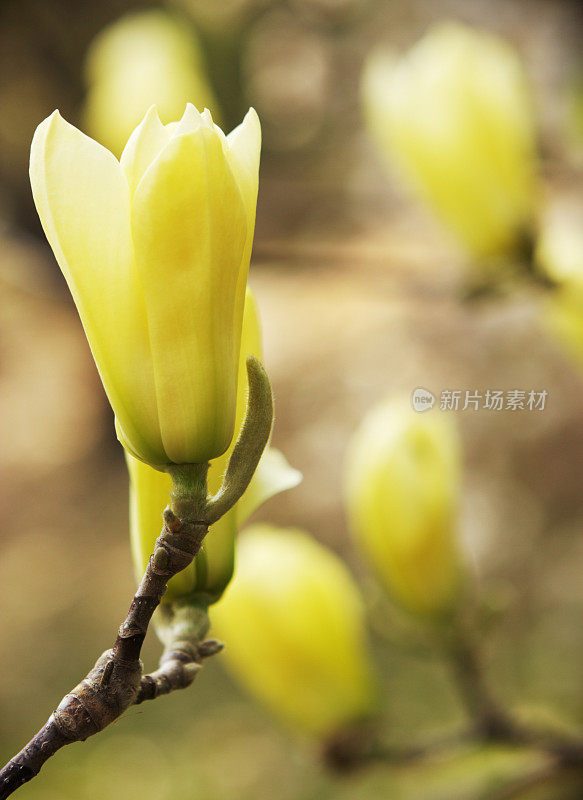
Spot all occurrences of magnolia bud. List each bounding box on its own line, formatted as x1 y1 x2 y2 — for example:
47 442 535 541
211 525 374 736
31 103 261 468
83 10 220 157
362 22 538 260
345 399 464 620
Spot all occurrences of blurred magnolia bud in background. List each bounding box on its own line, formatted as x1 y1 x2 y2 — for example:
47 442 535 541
536 198 583 367
361 22 539 261
212 525 374 736
83 10 220 156
128 290 301 607
345 398 464 621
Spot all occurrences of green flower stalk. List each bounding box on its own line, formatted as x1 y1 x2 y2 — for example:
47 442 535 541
345 398 464 621
362 22 538 261
211 525 374 737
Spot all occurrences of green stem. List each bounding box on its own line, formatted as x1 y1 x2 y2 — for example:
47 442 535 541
167 462 209 521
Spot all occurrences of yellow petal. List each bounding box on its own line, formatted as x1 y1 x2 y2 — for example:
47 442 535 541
171 102 203 137
120 105 172 196
130 125 248 463
30 111 164 465
226 108 261 232
128 453 172 578
194 508 238 602
226 109 262 336
201 108 214 127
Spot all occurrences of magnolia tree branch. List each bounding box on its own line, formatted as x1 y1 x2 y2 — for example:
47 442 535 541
0 506 214 800
0 357 274 800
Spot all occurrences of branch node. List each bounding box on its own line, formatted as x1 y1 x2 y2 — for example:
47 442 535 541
198 639 224 659
162 508 182 532
152 547 170 570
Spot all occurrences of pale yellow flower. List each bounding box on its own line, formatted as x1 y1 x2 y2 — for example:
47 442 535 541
30 104 261 468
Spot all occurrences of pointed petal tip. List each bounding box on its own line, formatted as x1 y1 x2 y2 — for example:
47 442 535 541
30 109 70 170
33 108 63 137
145 104 162 122
228 107 261 148
181 102 202 120
170 103 204 137
240 107 260 131
243 107 260 129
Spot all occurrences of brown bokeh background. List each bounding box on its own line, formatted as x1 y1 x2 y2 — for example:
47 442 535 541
4 0 583 798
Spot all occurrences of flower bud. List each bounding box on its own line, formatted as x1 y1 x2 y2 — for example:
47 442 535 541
345 399 463 620
30 103 261 468
128 290 301 604
84 10 220 157
362 22 538 259
211 525 374 736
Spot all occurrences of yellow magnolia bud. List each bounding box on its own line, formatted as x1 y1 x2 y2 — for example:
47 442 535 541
128 289 301 604
211 525 374 737
362 22 538 259
84 10 220 158
345 399 463 620
536 200 583 367
30 103 261 468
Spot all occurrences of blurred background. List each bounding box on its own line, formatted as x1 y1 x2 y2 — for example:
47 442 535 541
4 0 583 798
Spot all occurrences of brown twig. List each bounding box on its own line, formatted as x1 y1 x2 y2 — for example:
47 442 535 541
0 506 214 800
135 638 224 705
